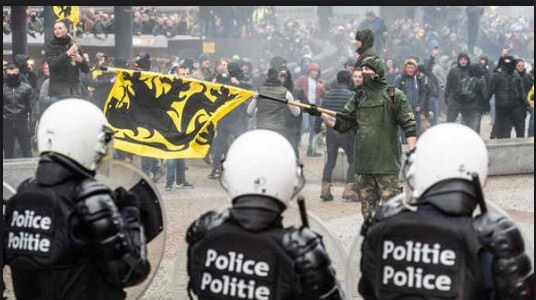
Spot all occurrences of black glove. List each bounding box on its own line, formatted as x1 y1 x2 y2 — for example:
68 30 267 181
114 187 141 210
304 104 321 117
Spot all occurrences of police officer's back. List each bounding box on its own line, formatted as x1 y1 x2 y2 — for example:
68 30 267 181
359 124 534 300
186 130 344 300
3 99 151 299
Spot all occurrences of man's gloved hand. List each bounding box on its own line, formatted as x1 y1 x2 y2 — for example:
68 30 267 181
304 104 321 116
114 187 141 210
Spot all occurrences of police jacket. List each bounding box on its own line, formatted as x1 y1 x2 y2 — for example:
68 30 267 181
487 70 526 109
3 75 34 121
359 188 488 300
186 196 344 300
3 155 126 300
45 34 90 98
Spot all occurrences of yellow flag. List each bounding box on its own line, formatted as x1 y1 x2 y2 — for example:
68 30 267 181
53 6 79 27
103 68 255 159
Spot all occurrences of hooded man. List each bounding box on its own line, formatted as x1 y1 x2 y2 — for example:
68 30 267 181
192 53 214 81
487 55 527 139
307 56 417 219
445 52 478 127
88 52 117 110
354 28 376 68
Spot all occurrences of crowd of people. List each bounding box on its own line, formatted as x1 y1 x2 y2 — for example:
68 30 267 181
3 6 535 193
3 6 535 300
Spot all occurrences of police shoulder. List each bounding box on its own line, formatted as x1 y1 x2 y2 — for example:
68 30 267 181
361 195 411 237
282 226 343 300
186 209 230 245
473 211 534 299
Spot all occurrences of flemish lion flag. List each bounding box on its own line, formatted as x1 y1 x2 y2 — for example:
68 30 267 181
103 68 254 159
53 6 79 28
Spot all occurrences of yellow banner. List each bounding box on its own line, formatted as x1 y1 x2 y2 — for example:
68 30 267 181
103 68 254 159
53 6 79 27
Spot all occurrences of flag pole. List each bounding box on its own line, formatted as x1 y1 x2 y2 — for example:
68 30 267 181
100 66 353 121
256 92 354 120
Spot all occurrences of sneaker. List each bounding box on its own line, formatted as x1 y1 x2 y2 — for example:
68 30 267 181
176 182 194 189
208 169 221 180
306 149 322 157
164 185 173 191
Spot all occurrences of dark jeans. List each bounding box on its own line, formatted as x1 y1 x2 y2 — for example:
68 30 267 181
514 107 527 138
322 128 355 183
212 126 246 171
447 107 482 133
166 159 186 185
3 118 32 158
493 107 518 139
141 157 160 177
529 108 534 137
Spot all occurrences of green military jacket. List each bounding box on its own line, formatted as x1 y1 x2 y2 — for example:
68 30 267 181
334 87 417 175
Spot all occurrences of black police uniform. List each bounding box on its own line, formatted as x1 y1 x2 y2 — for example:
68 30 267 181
3 153 150 300
359 179 534 300
186 195 344 300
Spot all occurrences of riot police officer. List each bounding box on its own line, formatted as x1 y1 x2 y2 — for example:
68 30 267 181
3 99 151 299
359 123 534 299
185 129 345 300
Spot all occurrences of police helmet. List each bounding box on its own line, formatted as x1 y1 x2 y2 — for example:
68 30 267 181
401 123 488 202
37 98 113 172
220 130 304 207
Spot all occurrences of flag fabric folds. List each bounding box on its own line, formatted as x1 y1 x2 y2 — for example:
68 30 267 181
103 68 254 159
53 6 80 28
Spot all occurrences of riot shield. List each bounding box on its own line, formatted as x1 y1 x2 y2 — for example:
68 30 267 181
96 160 166 300
345 193 534 300
170 193 349 299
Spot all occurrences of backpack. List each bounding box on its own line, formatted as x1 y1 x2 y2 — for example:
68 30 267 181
459 76 479 102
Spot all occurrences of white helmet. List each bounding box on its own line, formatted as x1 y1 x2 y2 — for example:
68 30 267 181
220 130 304 207
37 99 113 172
402 123 488 202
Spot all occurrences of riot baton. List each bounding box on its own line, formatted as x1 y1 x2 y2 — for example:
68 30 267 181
256 92 355 121
471 172 487 214
297 195 309 228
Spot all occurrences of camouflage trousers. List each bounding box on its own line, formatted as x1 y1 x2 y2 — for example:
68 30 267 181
357 174 401 219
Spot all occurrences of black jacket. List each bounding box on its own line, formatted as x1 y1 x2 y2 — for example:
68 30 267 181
487 70 526 109
3 75 34 121
45 34 90 99
315 84 355 131
445 54 471 105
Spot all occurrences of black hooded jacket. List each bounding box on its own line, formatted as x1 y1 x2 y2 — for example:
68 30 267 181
3 73 34 121
355 29 377 67
45 34 90 98
445 52 471 105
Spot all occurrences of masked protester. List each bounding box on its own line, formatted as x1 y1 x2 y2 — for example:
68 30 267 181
307 56 417 219
3 63 34 158
487 55 527 139
185 130 345 300
359 123 534 300
3 99 150 299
